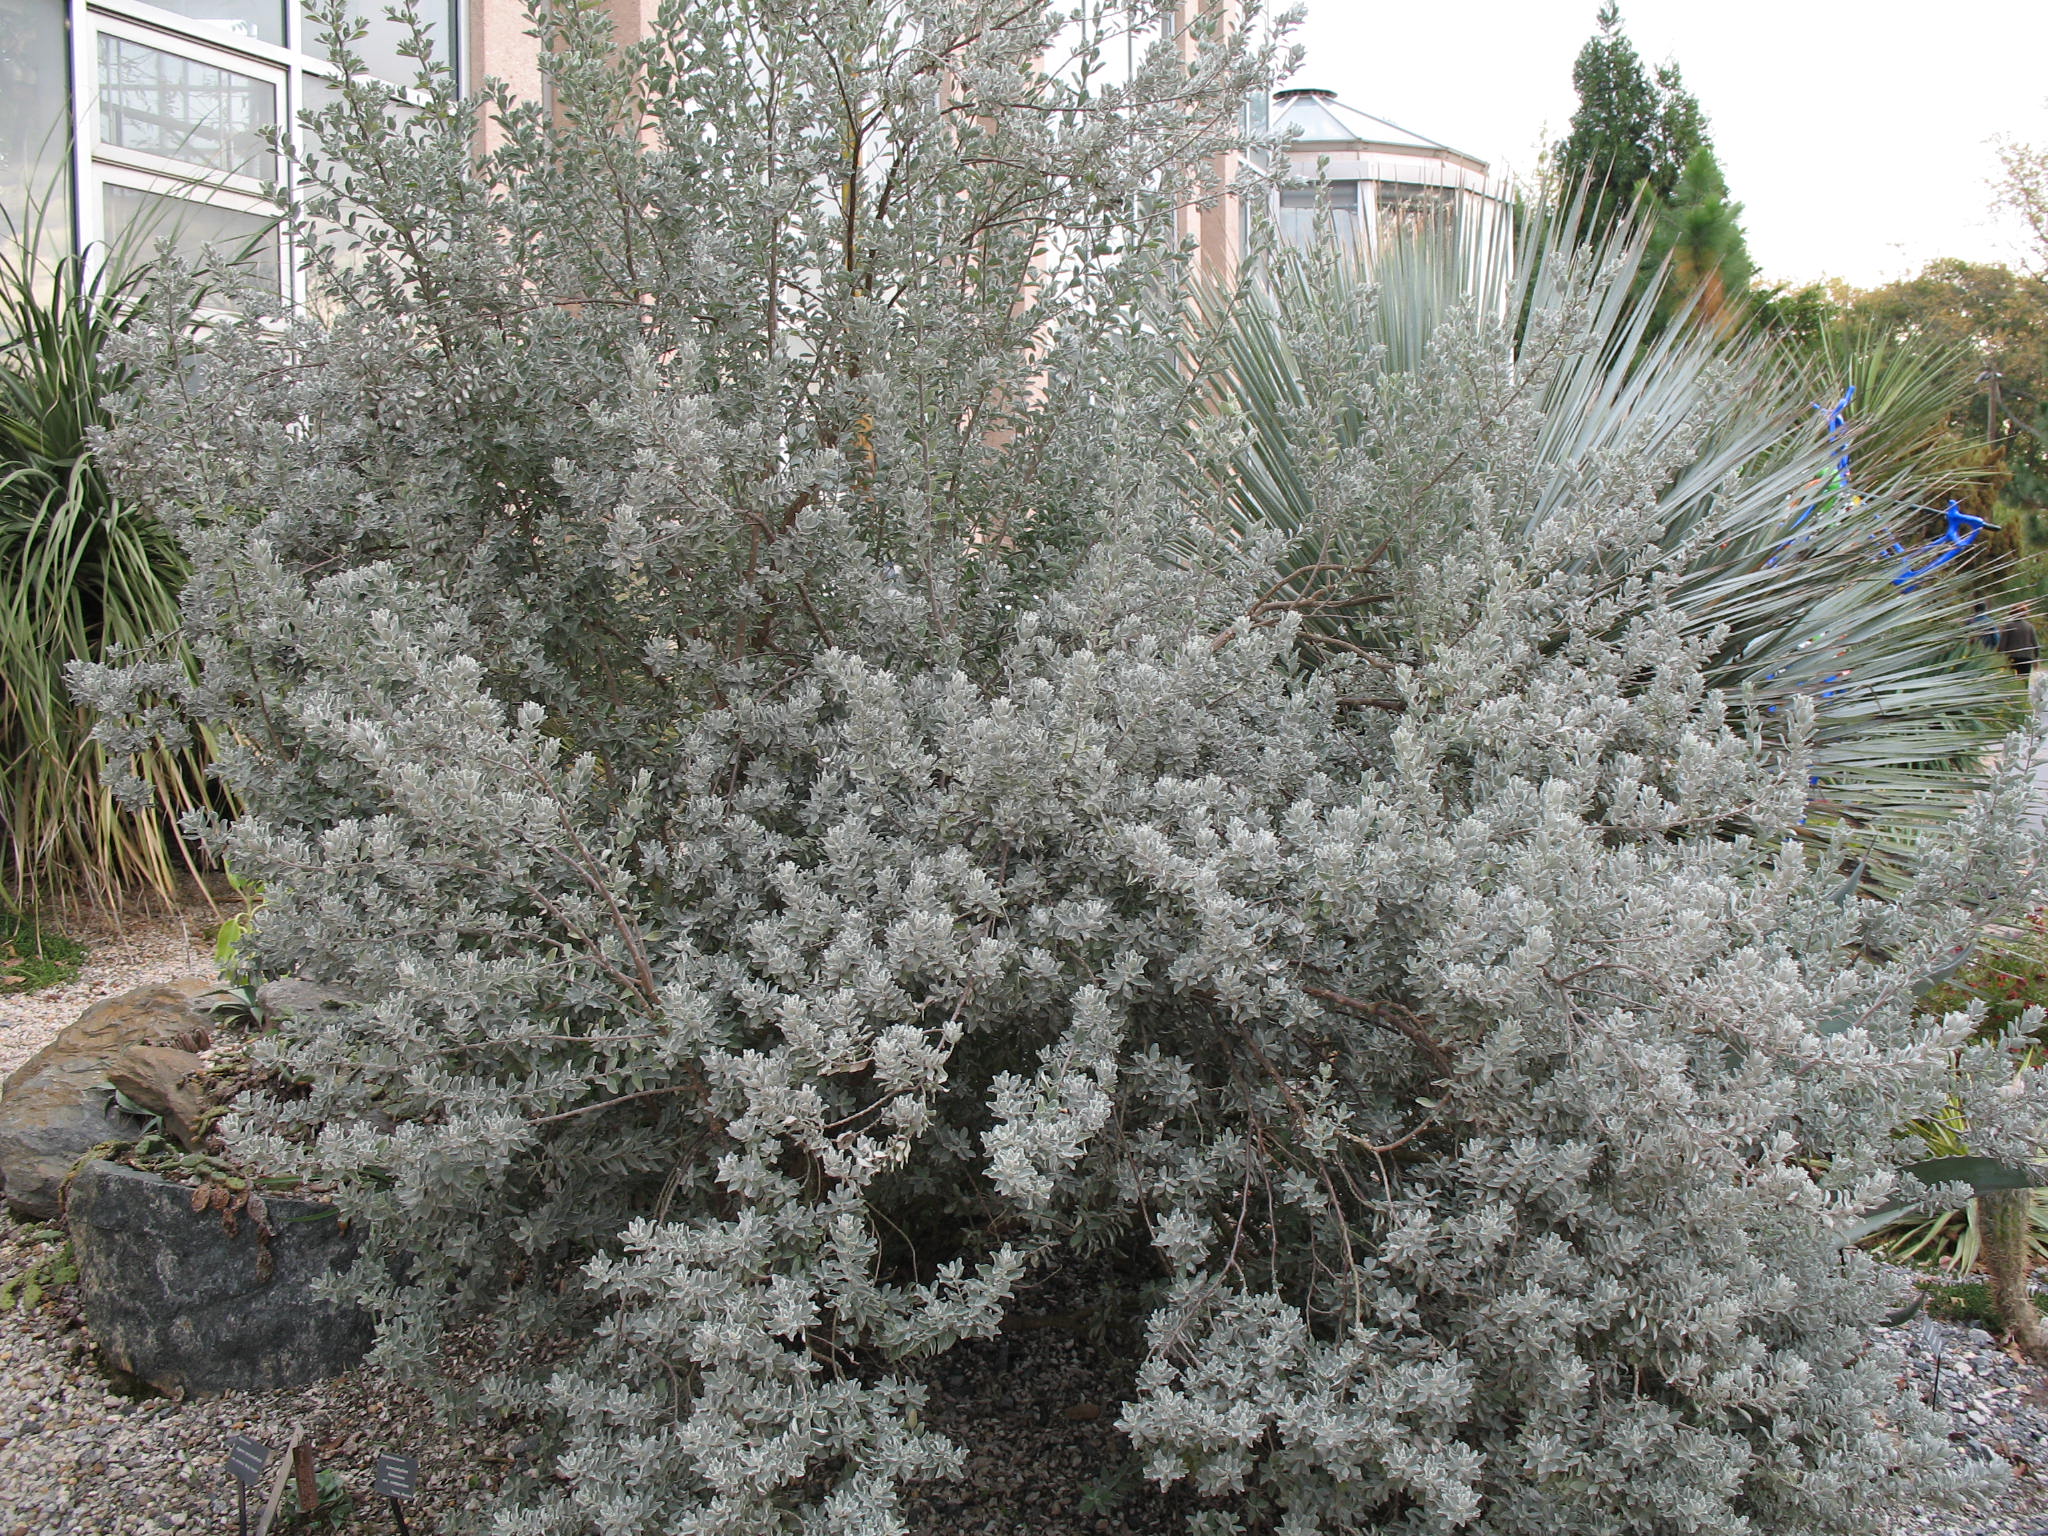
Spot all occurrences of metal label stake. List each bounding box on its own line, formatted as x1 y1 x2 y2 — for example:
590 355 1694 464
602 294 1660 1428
373 1451 419 1534
223 1435 274 1536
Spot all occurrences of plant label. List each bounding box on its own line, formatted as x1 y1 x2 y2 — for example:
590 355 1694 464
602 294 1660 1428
225 1434 274 1487
373 1451 418 1501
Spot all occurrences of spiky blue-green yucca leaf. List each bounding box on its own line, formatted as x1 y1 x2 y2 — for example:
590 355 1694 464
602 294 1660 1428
1173 205 2024 877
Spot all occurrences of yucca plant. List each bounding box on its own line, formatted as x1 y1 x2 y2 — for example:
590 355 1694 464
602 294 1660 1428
1863 1099 2048 1276
1794 313 1993 508
0 198 216 911
1171 207 2028 882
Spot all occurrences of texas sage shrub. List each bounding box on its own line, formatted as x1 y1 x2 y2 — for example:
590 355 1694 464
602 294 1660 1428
82 3 2048 1533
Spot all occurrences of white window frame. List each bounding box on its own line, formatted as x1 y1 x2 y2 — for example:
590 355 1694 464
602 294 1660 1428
95 163 289 291
89 14 289 191
64 0 462 307
93 0 302 72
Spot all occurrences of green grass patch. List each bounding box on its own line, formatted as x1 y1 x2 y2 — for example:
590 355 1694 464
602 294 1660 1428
0 909 85 992
0 1235 76 1311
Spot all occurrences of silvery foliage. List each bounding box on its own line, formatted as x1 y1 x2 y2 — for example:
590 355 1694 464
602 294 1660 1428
79 3 2048 1532
1169 233 2032 878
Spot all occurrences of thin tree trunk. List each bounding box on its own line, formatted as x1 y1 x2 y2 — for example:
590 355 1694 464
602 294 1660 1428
1980 1187 2048 1361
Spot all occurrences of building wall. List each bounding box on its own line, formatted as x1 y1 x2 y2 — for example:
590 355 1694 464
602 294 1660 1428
4 0 1489 299
471 0 540 147
1277 146 1508 275
1174 0 1246 283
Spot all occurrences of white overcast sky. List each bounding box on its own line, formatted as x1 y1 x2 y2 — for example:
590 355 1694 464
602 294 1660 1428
1285 0 2048 289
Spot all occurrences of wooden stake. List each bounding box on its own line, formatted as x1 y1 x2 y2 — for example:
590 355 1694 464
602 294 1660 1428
250 1437 297 1536
292 1440 319 1513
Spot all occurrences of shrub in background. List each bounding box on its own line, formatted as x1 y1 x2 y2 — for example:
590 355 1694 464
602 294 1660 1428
83 5 2048 1534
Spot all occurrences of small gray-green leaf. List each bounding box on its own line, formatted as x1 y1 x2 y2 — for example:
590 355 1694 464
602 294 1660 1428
1829 860 1867 906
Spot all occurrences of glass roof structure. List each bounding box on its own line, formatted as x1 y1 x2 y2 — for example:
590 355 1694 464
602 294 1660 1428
1271 88 1489 177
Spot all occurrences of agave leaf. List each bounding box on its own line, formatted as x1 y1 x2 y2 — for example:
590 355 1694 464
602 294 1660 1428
1902 1155 2043 1190
1168 199 2024 884
1848 1155 2046 1244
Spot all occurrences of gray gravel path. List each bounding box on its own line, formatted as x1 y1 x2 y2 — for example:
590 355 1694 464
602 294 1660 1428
1887 1314 2048 1536
0 911 214 1079
0 1219 524 1535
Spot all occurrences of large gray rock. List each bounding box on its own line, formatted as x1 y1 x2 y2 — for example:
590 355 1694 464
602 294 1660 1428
104 1045 210 1151
0 980 216 1219
68 1159 372 1398
253 979 352 1022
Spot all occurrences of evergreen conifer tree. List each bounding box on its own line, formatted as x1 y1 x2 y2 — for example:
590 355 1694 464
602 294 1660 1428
1650 144 1756 327
1556 8 1759 327
1555 5 1704 245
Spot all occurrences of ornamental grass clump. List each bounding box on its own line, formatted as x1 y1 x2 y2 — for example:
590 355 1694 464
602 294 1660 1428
0 201 217 910
76 2 2048 1532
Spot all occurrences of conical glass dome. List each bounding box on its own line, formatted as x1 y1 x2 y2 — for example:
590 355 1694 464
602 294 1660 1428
1269 87 1500 260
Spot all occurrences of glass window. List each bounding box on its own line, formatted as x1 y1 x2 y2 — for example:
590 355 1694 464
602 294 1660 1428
104 183 281 289
137 0 287 48
0 0 72 270
1279 182 1359 213
1376 182 1456 241
295 72 368 282
1278 181 1360 254
298 70 340 168
296 69 419 179
99 36 278 180
318 0 456 86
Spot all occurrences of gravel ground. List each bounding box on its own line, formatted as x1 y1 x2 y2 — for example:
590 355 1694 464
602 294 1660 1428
10 1240 2048 1536
0 914 529 1535
0 1219 525 1535
0 908 216 1080
8 920 2048 1534
1888 1312 2048 1536
0 1219 1209 1536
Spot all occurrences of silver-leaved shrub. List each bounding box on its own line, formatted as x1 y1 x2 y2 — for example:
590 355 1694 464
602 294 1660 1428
80 2 2048 1532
